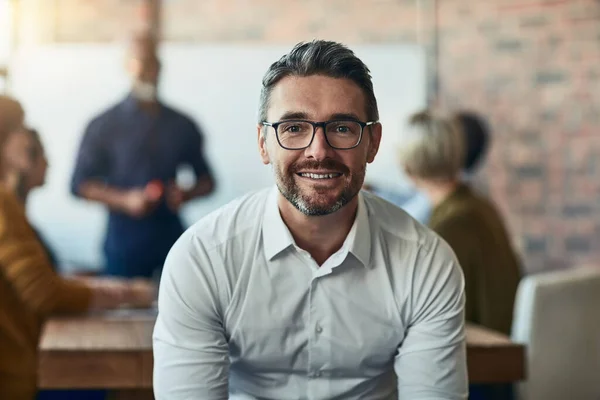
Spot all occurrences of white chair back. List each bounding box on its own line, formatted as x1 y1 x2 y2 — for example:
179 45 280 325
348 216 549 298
511 266 600 400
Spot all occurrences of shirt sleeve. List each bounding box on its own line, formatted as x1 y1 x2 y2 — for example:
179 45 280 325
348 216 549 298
394 236 468 400
184 121 213 179
153 230 229 400
0 191 92 315
70 117 110 196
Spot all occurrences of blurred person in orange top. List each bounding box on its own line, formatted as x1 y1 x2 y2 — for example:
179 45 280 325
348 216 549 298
0 95 155 400
12 127 60 267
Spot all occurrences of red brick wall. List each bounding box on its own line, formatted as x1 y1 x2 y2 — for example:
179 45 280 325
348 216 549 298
25 0 421 43
15 0 600 273
437 0 600 272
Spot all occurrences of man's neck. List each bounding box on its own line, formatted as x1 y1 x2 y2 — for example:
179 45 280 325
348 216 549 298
136 99 160 114
2 172 25 201
277 194 359 266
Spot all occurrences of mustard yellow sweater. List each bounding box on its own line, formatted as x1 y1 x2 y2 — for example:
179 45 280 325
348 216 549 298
429 184 521 335
0 188 92 398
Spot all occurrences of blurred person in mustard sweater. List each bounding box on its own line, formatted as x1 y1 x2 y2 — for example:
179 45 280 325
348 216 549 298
363 111 491 225
396 109 521 336
0 96 156 400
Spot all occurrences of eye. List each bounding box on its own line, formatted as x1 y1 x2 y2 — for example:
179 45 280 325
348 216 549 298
285 124 302 133
279 121 310 134
327 121 359 135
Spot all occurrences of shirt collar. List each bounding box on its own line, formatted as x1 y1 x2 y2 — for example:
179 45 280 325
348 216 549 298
346 192 372 268
261 187 372 268
122 93 140 112
262 187 295 261
121 93 163 114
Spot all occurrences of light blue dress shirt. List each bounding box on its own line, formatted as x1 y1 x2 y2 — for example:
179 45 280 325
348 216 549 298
153 187 468 399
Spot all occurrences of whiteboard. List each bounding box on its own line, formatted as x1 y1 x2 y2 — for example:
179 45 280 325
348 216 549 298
9 43 426 271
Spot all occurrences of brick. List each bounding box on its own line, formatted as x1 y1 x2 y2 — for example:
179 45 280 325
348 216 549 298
567 2 600 20
485 75 517 92
547 35 562 48
520 130 543 145
514 165 545 179
478 21 502 34
524 236 548 253
494 38 525 51
520 15 549 28
519 204 547 215
535 70 568 84
565 236 592 252
540 109 559 122
562 204 594 218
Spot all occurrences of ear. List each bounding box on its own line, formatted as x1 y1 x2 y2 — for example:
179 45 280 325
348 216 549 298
125 57 138 77
366 123 382 164
257 124 270 165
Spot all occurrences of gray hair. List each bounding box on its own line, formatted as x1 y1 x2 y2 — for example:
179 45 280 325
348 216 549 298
397 110 465 181
258 40 379 123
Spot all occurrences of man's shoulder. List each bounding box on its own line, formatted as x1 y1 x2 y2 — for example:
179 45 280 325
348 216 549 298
184 187 272 248
362 190 439 250
84 101 124 132
160 103 198 128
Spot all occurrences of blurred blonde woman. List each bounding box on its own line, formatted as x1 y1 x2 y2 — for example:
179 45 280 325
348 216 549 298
0 95 155 399
397 109 521 336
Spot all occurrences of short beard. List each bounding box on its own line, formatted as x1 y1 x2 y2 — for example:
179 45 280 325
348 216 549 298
274 159 364 216
278 181 348 216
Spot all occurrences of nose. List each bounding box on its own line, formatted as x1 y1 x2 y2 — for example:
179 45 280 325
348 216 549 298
303 126 334 161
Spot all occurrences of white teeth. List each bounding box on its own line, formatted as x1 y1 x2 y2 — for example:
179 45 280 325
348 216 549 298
299 173 340 179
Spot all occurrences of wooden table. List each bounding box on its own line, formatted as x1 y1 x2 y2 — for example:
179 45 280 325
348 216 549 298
38 309 525 397
38 308 156 400
465 323 526 384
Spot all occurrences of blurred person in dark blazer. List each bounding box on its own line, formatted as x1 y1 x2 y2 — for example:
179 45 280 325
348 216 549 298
70 35 215 279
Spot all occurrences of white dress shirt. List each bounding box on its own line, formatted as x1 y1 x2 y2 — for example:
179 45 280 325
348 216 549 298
153 186 468 400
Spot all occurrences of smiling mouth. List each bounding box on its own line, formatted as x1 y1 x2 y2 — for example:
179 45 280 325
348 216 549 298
296 172 343 180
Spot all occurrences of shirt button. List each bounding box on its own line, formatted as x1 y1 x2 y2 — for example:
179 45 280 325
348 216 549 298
315 325 323 334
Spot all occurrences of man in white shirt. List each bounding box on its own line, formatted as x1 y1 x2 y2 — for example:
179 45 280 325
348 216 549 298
153 40 468 400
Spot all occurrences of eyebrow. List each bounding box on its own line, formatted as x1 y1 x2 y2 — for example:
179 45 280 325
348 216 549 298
276 111 309 120
328 113 362 121
276 111 363 121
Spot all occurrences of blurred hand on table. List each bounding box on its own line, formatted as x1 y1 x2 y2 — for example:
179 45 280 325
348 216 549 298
80 277 156 310
127 278 157 308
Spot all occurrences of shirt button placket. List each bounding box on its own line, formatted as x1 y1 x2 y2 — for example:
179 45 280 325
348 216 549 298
308 276 325 398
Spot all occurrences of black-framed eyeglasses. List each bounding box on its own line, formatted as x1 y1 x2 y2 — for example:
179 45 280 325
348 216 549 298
261 119 379 150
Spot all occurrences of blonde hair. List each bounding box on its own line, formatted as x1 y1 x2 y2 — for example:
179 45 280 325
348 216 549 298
397 109 465 181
